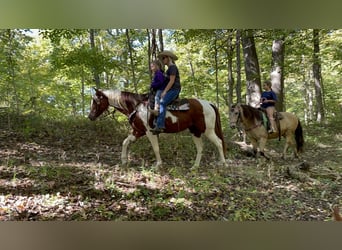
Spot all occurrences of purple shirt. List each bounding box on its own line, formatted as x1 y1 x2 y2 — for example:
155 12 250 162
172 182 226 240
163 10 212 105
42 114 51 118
150 70 166 90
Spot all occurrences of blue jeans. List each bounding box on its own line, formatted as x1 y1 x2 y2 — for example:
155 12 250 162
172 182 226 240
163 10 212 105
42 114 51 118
156 88 180 129
154 89 162 108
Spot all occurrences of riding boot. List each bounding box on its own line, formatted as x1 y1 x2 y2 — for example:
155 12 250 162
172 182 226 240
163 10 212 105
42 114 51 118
149 109 159 116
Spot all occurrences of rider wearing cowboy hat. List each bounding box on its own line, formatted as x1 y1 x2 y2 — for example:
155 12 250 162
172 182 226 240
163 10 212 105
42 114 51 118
150 50 181 135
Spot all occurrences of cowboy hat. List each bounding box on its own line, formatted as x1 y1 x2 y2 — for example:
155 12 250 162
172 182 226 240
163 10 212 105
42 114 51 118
158 50 178 61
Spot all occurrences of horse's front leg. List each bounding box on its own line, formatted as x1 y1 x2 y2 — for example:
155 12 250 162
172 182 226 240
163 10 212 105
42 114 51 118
121 134 137 165
145 132 162 168
250 138 259 157
259 137 270 160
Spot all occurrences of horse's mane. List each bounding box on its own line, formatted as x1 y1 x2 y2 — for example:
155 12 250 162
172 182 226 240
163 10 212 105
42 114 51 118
102 89 148 111
240 104 262 121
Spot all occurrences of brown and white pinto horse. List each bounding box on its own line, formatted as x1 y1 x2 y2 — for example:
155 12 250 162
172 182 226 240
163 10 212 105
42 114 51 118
229 103 304 160
88 89 227 168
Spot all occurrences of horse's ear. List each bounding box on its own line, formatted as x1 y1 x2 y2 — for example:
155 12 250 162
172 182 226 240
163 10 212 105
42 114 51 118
94 88 103 96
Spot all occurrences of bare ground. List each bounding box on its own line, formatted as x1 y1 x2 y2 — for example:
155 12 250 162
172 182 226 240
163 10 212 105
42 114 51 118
0 114 341 220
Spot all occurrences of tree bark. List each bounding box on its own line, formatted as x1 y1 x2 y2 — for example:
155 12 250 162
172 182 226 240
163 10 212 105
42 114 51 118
151 29 157 60
226 30 234 109
89 29 100 88
301 55 313 124
214 34 219 108
235 29 242 104
158 29 164 52
126 29 138 92
312 29 325 122
241 29 261 107
147 29 152 81
271 36 285 111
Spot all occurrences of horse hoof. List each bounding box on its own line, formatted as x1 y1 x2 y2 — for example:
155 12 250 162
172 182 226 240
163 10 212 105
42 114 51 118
191 164 200 170
152 162 162 171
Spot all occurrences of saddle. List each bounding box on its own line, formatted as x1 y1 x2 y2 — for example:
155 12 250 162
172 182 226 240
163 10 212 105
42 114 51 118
148 91 190 111
167 98 190 111
259 108 283 139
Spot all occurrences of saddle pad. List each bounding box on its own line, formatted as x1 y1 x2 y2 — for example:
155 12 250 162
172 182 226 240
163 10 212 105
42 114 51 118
167 98 190 111
261 112 268 129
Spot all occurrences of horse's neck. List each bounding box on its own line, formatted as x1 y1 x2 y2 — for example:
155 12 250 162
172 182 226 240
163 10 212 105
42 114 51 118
103 90 138 115
240 107 260 127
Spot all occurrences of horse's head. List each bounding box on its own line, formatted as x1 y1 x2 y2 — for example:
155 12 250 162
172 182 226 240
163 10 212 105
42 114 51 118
88 88 110 121
229 103 241 129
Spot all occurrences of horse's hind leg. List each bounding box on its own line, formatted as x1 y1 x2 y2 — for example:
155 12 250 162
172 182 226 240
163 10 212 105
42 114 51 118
282 133 296 160
191 135 203 168
204 130 227 166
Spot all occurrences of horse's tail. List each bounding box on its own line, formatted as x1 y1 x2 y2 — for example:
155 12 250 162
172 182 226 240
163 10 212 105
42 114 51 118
295 119 304 153
211 104 227 158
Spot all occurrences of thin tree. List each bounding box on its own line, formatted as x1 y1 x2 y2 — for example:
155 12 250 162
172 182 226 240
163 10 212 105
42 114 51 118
89 29 100 88
312 29 325 122
158 29 164 52
235 29 242 104
126 29 138 93
213 32 219 108
147 29 152 81
226 30 234 108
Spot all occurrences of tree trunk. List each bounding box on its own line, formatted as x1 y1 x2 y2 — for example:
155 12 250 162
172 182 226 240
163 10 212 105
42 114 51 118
226 30 234 109
235 29 242 104
81 67 85 116
158 29 164 52
126 29 138 92
312 29 325 122
214 35 219 108
147 29 152 81
151 29 157 60
301 55 313 124
241 29 261 107
89 29 100 88
271 36 285 111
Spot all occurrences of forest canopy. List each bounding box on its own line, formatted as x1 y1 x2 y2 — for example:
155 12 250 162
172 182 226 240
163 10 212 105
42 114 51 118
0 29 341 123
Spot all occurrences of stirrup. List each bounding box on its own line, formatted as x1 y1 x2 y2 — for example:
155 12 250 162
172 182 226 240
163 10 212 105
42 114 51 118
150 127 164 135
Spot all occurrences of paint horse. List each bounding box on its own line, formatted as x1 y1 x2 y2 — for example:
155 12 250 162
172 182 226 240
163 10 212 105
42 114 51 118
88 89 227 168
229 103 304 159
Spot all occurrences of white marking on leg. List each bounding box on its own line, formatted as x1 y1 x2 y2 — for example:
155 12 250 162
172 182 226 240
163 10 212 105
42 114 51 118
121 134 136 164
200 100 227 165
146 132 162 167
192 135 203 167
205 129 226 165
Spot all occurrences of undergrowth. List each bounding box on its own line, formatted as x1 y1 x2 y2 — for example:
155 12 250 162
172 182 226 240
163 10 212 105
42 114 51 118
0 112 341 220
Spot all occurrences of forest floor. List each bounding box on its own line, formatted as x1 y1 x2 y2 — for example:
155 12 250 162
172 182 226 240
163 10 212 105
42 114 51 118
0 112 341 221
